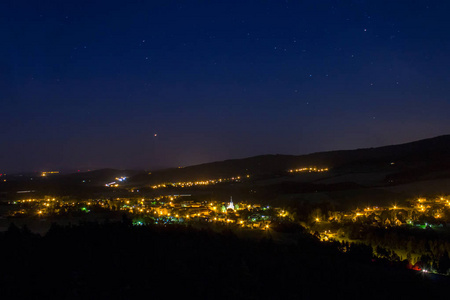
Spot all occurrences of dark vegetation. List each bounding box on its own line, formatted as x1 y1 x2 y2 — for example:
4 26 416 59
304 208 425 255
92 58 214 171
337 224 450 273
1 219 448 300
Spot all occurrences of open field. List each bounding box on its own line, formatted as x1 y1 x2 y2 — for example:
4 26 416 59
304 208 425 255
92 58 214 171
382 178 450 197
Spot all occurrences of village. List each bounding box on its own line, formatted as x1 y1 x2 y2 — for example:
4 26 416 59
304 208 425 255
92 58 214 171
4 194 450 234
317 195 450 242
3 195 277 230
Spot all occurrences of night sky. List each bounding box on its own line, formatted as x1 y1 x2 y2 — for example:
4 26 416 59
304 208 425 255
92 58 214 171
1 1 450 173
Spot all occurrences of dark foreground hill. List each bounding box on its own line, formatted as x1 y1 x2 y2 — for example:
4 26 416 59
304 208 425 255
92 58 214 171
1 221 448 300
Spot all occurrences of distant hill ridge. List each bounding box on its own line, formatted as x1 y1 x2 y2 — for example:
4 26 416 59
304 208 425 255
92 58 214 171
128 135 450 185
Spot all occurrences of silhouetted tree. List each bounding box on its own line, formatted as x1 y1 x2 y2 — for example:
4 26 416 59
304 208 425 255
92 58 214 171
438 251 450 274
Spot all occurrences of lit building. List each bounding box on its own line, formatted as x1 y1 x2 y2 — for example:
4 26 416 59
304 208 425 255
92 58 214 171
227 196 235 211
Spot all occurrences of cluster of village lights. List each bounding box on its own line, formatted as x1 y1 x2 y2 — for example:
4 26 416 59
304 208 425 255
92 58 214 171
288 167 329 173
151 175 250 189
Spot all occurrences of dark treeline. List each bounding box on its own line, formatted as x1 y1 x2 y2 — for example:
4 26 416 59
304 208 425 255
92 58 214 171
341 224 450 273
0 219 448 300
273 200 337 223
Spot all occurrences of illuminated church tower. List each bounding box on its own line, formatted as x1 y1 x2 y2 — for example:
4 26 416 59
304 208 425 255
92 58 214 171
227 196 235 210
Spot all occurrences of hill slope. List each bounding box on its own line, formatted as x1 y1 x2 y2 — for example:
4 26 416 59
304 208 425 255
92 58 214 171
128 135 450 186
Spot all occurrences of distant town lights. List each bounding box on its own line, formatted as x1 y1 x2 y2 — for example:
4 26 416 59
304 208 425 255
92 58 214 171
288 167 329 173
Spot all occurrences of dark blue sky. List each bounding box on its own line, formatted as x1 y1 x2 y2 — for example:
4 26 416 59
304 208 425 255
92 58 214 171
1 0 450 173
